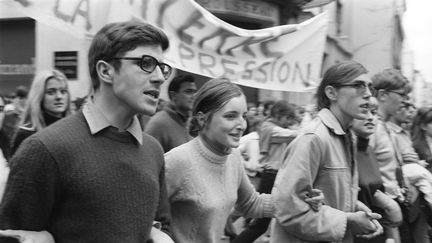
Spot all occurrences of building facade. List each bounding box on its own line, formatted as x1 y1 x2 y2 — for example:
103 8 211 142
304 0 407 76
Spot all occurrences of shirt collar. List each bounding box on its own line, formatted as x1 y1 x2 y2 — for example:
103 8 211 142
82 100 143 145
386 121 404 134
317 108 346 135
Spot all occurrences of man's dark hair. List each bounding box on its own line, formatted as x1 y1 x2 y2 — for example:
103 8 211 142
16 85 29 99
316 61 368 110
88 21 169 91
168 75 195 99
371 68 410 96
270 100 297 120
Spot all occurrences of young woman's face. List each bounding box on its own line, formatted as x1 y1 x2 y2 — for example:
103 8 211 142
352 98 379 137
202 94 248 150
333 74 372 120
43 78 69 117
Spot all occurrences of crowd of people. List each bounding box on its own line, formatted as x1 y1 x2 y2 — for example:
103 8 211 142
0 20 431 243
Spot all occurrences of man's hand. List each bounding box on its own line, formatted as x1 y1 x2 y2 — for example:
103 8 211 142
0 230 54 243
356 219 384 239
355 201 371 214
149 227 174 243
305 189 325 212
346 211 382 236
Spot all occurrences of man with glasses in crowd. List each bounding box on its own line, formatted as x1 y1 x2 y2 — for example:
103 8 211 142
370 68 430 243
145 75 197 152
0 21 174 243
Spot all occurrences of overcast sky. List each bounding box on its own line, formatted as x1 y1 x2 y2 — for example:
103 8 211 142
403 0 432 82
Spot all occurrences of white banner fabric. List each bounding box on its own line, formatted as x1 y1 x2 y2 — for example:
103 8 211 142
1 0 328 91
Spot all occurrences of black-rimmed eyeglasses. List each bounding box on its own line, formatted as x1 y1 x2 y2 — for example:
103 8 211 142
112 55 173 80
387 90 409 100
334 81 372 91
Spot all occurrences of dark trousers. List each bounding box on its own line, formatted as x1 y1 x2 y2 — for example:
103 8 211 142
399 194 431 243
232 170 277 243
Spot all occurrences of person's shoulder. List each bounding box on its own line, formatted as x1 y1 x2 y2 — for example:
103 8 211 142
35 113 87 143
288 130 323 152
147 110 170 124
164 140 193 163
260 120 274 131
144 111 172 131
300 116 328 135
142 132 164 151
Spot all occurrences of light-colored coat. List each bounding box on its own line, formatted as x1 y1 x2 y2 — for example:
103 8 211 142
271 109 359 243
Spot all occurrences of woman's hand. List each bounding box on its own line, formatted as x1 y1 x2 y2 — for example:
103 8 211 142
0 230 54 243
304 188 325 211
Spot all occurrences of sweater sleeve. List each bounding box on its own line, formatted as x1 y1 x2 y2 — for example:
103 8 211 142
164 150 186 202
235 155 274 218
0 136 60 230
272 134 347 242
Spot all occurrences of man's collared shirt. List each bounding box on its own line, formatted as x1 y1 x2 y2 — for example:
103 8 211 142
82 101 143 145
386 121 420 163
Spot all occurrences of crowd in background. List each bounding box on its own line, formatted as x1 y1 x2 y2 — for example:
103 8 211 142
0 20 431 243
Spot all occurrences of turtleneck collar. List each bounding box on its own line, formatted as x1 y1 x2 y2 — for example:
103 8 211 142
357 136 369 152
194 136 230 164
43 111 63 127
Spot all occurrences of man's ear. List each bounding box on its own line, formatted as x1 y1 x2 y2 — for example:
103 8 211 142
376 89 387 102
324 85 338 103
169 91 177 102
96 60 114 85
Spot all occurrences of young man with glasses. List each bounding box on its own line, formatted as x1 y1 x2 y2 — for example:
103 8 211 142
0 21 174 243
271 61 383 243
145 75 197 152
370 68 430 243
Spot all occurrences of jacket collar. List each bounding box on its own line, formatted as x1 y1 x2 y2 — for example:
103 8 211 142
386 121 404 134
318 108 346 136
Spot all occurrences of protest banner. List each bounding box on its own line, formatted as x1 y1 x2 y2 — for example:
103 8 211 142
1 0 328 91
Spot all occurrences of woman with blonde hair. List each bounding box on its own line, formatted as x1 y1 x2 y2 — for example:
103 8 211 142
11 70 71 156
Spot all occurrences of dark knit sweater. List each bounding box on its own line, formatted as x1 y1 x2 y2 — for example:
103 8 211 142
0 111 170 243
144 104 192 152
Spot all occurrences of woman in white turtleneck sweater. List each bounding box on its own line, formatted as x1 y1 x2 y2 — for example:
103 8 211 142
164 78 323 243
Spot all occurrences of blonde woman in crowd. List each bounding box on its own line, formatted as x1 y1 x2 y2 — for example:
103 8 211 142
11 70 71 156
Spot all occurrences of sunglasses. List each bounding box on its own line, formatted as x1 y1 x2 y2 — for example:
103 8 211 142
113 55 173 80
